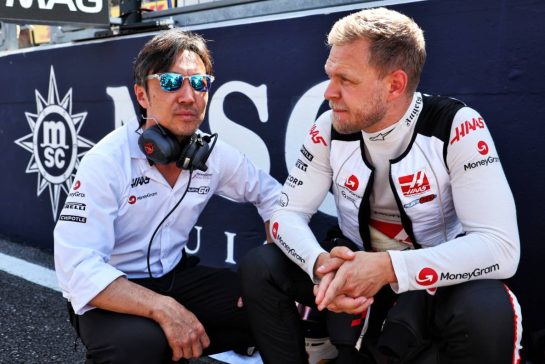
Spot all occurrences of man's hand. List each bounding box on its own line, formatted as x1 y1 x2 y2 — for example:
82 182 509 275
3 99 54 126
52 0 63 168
315 250 396 312
313 246 355 280
313 246 356 304
153 296 210 361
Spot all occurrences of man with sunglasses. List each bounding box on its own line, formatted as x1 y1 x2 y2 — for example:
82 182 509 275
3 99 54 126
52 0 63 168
54 28 280 364
240 7 522 364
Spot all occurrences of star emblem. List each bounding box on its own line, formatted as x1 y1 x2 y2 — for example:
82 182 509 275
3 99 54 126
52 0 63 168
368 128 394 141
14 66 95 219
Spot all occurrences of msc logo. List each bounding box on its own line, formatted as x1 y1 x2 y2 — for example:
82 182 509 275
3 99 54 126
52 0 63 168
416 267 438 286
14 66 94 219
398 170 430 197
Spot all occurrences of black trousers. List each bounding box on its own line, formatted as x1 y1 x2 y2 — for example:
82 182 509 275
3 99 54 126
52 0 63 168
239 243 521 364
68 258 254 364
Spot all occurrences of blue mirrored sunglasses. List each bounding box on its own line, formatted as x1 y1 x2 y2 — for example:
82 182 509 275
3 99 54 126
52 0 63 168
146 73 215 92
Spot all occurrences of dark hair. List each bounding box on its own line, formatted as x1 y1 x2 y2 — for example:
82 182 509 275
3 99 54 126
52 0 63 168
133 28 213 122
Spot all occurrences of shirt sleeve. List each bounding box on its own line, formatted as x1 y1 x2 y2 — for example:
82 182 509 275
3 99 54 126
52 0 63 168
54 152 126 314
213 141 282 222
388 107 520 293
270 112 334 280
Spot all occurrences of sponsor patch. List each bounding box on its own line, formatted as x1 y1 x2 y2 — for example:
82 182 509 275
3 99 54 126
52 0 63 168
63 202 86 211
295 159 308 172
131 176 150 188
398 170 430 197
128 192 158 204
464 156 499 171
344 175 359 191
59 214 87 223
450 117 486 144
416 267 438 286
272 222 279 239
403 194 436 209
300 145 314 162
440 264 500 281
68 191 86 198
286 174 304 188
278 192 289 207
188 186 210 194
309 124 327 146
477 140 489 155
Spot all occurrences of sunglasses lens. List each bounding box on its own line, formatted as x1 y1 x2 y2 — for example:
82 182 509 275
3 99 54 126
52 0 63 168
190 75 210 92
159 73 183 92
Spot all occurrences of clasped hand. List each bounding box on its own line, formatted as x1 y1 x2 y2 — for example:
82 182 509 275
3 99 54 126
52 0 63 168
313 247 394 314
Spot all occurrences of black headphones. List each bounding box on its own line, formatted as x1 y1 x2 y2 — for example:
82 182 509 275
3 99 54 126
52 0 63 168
137 123 217 172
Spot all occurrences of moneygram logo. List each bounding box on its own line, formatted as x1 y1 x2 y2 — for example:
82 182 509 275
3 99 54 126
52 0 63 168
14 66 94 219
477 140 489 155
344 175 359 191
272 222 279 239
415 267 438 286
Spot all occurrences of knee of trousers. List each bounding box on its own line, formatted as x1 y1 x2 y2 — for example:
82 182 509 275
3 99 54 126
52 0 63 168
239 244 289 300
81 314 168 364
433 280 517 358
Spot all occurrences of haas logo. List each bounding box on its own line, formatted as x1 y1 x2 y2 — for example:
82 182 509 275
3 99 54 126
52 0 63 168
272 222 279 239
399 170 430 197
416 267 438 286
144 143 154 155
309 124 327 146
344 175 359 191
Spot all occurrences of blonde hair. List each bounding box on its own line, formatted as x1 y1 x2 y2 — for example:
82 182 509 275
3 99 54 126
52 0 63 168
328 7 426 93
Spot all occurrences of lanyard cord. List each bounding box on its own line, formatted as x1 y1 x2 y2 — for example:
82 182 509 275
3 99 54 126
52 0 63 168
146 170 193 279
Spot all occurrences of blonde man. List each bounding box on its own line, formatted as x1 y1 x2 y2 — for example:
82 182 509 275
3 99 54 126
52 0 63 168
241 7 522 364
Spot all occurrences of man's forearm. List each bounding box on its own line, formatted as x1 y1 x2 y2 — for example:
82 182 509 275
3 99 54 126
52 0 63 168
89 276 170 323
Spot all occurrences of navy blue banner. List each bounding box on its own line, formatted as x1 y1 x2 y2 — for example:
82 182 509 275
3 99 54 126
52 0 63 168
1 0 544 339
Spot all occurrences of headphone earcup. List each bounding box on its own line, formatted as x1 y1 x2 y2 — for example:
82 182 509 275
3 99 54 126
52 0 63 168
177 135 211 171
138 125 181 165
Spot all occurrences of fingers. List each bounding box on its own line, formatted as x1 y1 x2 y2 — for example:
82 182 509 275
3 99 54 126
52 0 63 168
237 296 244 308
316 256 345 275
168 318 210 361
317 274 342 311
326 295 374 314
329 246 356 260
314 272 334 307
170 344 184 362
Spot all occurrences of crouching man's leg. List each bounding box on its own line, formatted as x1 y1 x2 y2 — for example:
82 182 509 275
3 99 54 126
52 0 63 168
432 279 522 364
70 305 171 364
376 280 522 364
239 244 316 364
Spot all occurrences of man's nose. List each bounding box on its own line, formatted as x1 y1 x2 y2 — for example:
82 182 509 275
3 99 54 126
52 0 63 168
176 79 196 103
324 80 339 101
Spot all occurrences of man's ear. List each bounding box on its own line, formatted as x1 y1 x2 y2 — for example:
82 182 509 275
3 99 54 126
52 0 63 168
134 84 149 109
387 70 408 101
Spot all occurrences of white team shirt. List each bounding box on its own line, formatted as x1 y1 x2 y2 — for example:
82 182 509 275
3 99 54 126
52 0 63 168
271 93 520 293
54 119 281 314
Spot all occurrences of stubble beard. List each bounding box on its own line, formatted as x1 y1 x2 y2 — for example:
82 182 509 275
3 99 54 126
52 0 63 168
331 95 387 135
